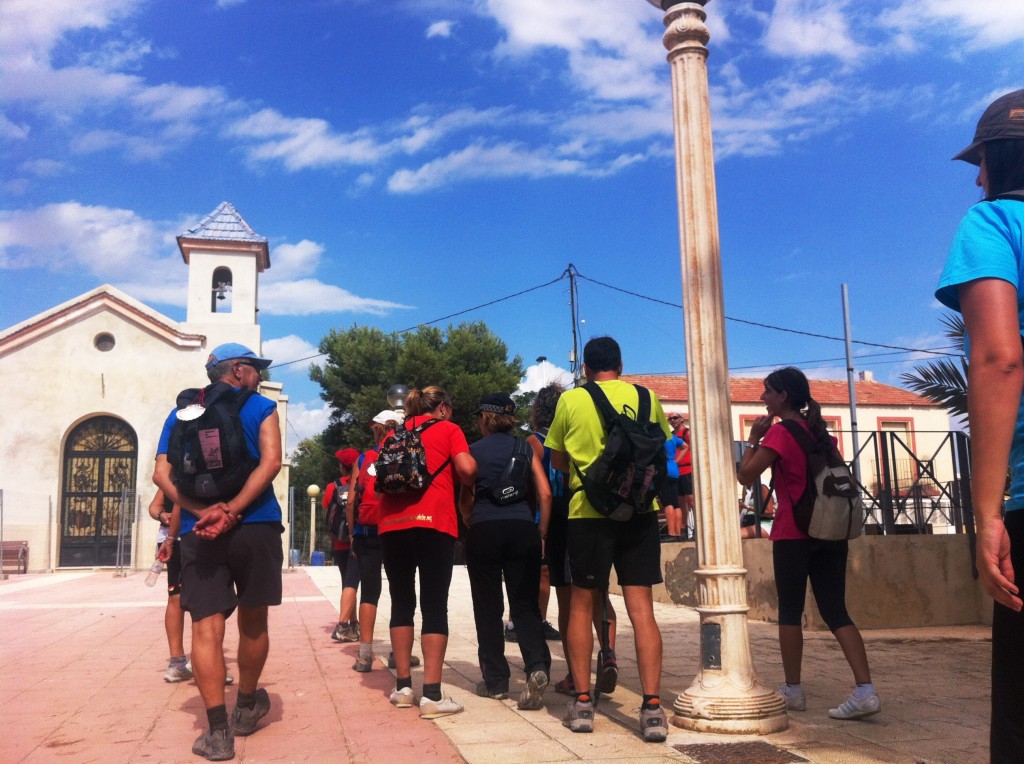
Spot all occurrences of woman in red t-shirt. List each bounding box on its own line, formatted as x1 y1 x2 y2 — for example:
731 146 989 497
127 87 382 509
378 386 477 718
737 367 878 721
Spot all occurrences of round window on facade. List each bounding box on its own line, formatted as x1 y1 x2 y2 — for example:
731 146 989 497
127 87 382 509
94 332 115 352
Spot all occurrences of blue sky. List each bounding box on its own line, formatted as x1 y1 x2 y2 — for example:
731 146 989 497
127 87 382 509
2 0 1022 451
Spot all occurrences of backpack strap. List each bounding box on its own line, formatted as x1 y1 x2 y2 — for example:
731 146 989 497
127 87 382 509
413 417 452 481
583 382 652 426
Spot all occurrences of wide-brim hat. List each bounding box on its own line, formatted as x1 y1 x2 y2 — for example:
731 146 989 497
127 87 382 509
953 89 1024 165
372 409 404 425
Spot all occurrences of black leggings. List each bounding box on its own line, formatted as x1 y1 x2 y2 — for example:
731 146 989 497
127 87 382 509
353 534 383 606
773 538 854 632
381 527 455 635
992 511 1024 763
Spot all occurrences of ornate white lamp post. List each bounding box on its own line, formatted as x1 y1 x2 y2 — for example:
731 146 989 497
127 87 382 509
645 0 787 733
306 483 320 564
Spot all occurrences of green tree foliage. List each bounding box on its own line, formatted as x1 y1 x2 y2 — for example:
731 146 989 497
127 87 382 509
899 313 967 419
310 321 525 447
285 433 336 562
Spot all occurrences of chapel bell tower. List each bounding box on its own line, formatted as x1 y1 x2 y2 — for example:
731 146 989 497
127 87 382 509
177 201 270 353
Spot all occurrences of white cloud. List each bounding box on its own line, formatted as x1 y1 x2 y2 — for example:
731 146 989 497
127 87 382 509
262 334 322 373
517 361 574 395
258 279 411 317
283 398 334 455
0 202 175 275
762 0 865 62
426 20 454 39
881 0 1024 50
388 141 586 193
266 240 323 282
18 158 63 177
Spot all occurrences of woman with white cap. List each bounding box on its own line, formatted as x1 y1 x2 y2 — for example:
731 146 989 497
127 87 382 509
935 88 1024 763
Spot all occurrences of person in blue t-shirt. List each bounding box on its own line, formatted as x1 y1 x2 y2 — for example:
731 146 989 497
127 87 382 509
153 343 283 762
934 89 1024 764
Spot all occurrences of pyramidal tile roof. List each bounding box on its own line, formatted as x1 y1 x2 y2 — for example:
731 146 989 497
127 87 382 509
178 201 267 243
621 375 936 408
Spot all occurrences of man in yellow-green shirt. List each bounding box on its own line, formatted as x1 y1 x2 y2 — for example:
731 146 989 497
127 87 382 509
545 336 671 742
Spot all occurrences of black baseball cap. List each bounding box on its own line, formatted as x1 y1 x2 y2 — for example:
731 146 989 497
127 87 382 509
476 392 515 415
953 89 1024 166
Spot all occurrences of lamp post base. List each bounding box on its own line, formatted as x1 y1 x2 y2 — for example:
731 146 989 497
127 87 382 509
672 678 789 734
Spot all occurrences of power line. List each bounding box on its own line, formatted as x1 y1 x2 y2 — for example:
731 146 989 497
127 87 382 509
575 271 953 358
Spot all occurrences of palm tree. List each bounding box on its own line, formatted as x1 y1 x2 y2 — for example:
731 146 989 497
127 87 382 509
899 313 967 418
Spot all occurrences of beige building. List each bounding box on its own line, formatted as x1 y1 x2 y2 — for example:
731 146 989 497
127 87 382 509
0 203 290 572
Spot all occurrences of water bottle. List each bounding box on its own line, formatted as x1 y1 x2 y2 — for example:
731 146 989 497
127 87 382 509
145 560 163 587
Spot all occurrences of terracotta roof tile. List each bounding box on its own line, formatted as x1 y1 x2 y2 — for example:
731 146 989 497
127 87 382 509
621 375 936 408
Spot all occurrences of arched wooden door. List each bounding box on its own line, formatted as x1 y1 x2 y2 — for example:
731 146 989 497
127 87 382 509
60 417 138 567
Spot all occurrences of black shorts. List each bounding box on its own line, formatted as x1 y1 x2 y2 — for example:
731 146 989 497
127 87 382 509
678 473 693 497
567 511 663 589
545 494 571 588
180 522 284 622
659 479 680 508
156 540 183 597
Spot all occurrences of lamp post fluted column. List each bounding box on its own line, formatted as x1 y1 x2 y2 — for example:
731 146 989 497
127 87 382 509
646 0 787 733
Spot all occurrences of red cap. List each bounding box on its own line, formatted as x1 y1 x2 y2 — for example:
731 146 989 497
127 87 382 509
335 448 360 467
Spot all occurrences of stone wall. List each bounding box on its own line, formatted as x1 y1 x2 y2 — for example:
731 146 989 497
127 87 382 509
614 534 992 630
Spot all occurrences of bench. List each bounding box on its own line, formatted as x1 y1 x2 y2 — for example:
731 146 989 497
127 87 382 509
0 540 28 575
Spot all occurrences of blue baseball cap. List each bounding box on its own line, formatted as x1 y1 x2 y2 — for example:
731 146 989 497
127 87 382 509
205 343 272 371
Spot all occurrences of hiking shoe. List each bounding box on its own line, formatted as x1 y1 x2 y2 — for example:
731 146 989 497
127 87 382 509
390 686 415 708
353 653 374 672
192 728 234 761
778 684 806 712
518 670 549 711
164 660 193 683
333 623 359 643
640 705 669 742
542 620 561 640
183 660 233 685
828 691 881 720
503 622 518 643
387 652 422 669
597 650 618 694
231 688 271 736
475 681 508 700
563 696 595 733
419 694 464 719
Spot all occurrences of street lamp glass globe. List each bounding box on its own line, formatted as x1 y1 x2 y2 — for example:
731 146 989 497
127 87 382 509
387 384 409 411
306 484 320 498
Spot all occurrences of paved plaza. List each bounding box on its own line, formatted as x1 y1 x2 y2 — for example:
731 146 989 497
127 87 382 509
0 562 991 763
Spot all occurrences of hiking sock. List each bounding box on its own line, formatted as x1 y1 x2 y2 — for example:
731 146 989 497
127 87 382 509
642 695 661 710
206 705 229 731
397 676 413 692
603 649 617 663
358 643 373 659
236 691 256 709
573 691 593 704
169 655 187 667
853 682 876 700
423 683 442 702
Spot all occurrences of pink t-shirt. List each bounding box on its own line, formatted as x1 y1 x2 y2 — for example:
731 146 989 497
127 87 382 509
760 419 815 541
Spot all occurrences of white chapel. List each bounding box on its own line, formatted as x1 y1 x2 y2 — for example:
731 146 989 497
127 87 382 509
0 202 290 572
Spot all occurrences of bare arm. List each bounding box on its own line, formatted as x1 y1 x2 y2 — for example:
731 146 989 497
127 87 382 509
550 448 569 475
530 452 552 540
453 451 477 486
736 415 778 486
961 278 1024 610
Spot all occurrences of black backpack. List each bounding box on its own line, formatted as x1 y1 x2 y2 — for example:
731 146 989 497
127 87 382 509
487 437 532 506
325 479 350 538
166 382 258 502
375 418 451 494
574 382 667 521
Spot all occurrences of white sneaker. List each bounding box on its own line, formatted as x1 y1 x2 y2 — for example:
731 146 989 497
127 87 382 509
829 691 880 720
419 694 464 719
777 683 806 711
390 686 415 708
